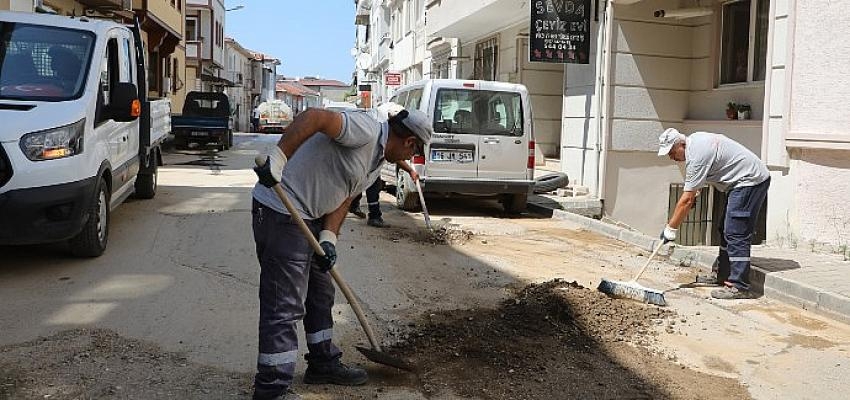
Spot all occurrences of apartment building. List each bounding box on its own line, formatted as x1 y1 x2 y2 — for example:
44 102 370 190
224 37 253 132
184 0 225 92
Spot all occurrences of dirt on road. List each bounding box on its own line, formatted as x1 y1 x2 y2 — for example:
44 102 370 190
389 280 751 400
0 329 252 400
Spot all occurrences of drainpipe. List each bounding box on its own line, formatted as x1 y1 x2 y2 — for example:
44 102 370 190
594 0 614 200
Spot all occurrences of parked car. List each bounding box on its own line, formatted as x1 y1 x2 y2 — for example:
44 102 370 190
256 99 292 133
0 11 170 256
171 91 232 150
381 79 535 213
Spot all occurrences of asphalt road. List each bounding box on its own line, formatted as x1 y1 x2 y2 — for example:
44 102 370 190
2 132 849 399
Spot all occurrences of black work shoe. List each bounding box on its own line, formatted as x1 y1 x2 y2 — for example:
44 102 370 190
349 207 366 219
695 273 722 286
711 285 753 300
366 217 386 228
303 360 368 386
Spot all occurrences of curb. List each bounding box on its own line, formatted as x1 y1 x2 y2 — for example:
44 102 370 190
528 202 850 324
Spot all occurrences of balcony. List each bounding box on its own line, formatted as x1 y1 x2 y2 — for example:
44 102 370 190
76 0 131 9
427 0 527 42
186 41 201 59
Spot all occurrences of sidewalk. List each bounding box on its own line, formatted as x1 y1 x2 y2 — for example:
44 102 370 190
528 197 850 324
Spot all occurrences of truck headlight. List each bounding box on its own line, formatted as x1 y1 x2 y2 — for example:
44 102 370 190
20 119 85 161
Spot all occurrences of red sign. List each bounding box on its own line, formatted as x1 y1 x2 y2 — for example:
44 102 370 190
385 72 402 86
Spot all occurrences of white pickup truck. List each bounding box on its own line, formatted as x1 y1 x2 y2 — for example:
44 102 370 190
0 11 170 257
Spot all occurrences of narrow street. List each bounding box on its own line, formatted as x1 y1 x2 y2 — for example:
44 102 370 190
1 133 848 400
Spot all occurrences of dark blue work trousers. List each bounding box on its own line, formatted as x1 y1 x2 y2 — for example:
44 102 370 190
716 178 770 291
351 177 383 219
251 199 341 400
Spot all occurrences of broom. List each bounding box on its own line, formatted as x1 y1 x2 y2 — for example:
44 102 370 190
597 241 667 306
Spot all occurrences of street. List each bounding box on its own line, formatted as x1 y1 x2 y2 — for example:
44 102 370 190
1 133 849 400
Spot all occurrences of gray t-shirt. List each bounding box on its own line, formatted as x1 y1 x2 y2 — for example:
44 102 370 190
684 132 770 192
252 110 387 219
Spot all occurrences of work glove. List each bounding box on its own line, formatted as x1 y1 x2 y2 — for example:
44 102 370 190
313 230 338 272
659 225 678 244
254 147 287 188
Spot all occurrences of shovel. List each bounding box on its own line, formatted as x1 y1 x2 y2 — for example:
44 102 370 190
254 156 415 371
414 179 432 231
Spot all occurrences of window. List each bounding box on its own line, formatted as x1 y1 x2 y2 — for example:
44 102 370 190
433 89 523 136
405 88 422 110
474 37 498 81
186 18 197 41
0 23 95 101
719 0 769 84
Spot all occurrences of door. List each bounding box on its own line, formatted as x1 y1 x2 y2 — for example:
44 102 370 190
94 32 138 193
426 87 479 178
476 87 528 180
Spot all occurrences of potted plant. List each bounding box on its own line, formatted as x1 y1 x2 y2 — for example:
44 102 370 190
737 103 751 120
726 102 738 120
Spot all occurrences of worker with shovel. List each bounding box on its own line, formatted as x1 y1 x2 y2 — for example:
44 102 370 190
348 160 418 227
251 107 432 400
658 128 770 300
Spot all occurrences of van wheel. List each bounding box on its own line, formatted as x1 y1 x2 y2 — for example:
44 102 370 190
503 193 527 214
70 178 109 257
134 157 158 199
395 169 420 211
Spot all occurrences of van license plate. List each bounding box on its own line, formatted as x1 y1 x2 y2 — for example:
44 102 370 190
190 131 208 137
431 149 473 163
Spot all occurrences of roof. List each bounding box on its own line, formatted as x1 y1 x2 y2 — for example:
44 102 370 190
299 78 350 88
276 81 320 97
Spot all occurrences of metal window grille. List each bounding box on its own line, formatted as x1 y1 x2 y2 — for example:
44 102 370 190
474 37 498 81
668 184 714 246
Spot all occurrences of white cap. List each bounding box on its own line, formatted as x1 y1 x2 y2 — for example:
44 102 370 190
375 102 405 122
658 128 686 156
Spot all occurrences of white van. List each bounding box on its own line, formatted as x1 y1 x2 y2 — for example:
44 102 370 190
0 11 169 257
381 79 535 213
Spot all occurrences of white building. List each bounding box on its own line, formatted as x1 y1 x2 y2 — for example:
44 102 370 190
354 0 850 251
224 37 254 132
354 0 430 106
426 0 565 159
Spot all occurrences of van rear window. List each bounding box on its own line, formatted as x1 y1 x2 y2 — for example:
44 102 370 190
433 89 523 136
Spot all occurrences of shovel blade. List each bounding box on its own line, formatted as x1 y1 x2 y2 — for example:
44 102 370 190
355 346 416 372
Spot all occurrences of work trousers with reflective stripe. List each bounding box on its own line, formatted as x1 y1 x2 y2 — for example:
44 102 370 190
351 177 383 219
715 178 770 291
251 199 342 400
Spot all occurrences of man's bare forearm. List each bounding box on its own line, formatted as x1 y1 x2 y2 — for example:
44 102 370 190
277 108 343 157
668 191 697 228
323 197 354 235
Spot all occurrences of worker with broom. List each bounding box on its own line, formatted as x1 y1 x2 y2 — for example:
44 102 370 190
658 128 770 300
251 106 432 400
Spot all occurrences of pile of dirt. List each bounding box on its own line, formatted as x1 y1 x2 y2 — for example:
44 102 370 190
388 280 751 400
385 219 473 246
0 329 252 400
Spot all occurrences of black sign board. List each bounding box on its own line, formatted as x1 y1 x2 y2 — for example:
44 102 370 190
530 0 592 64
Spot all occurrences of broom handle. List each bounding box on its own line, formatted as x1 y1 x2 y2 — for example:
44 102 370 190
255 157 382 352
631 241 665 282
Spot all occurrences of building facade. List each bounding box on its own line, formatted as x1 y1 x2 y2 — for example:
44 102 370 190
184 0 226 92
224 37 253 132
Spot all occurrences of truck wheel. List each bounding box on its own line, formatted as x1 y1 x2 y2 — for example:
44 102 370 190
134 154 158 199
395 169 421 211
503 193 528 214
227 130 234 148
70 177 109 257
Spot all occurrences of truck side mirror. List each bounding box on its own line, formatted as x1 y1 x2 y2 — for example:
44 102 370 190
108 82 141 122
